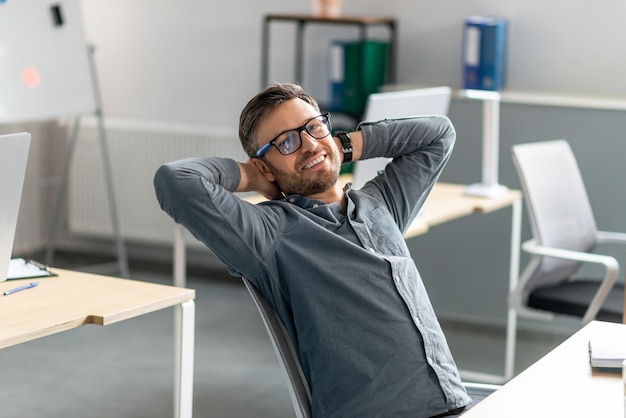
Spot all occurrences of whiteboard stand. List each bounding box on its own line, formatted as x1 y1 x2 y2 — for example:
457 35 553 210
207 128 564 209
461 89 509 198
45 45 129 278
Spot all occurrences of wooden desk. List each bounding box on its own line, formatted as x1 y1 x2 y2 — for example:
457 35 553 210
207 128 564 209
463 321 623 417
0 269 196 418
405 182 522 238
173 181 523 381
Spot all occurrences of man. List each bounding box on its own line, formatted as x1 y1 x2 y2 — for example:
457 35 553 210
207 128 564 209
154 83 472 417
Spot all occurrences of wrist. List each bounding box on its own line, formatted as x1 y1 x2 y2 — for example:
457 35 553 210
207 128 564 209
335 131 354 164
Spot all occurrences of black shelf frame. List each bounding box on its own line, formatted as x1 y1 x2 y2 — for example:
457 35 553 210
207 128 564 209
260 14 397 97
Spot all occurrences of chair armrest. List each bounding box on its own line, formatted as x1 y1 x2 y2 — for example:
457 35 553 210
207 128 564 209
523 239 619 266
596 230 626 245
522 239 620 324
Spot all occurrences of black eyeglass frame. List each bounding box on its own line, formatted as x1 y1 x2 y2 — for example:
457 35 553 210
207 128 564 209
253 113 332 158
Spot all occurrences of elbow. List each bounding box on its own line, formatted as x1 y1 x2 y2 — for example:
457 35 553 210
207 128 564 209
440 115 456 152
153 163 181 215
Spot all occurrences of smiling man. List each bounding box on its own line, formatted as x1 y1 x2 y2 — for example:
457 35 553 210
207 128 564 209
154 83 472 417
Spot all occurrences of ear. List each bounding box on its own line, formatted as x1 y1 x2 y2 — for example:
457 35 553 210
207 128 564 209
251 158 276 183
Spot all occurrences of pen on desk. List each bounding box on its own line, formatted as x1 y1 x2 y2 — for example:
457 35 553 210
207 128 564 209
3 281 39 296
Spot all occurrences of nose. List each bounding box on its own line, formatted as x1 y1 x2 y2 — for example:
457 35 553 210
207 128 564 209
299 130 318 152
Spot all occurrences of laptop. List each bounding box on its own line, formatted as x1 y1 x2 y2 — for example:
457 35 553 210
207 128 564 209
0 132 31 281
352 86 452 189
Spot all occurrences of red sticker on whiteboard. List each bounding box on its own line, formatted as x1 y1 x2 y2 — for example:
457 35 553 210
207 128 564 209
21 66 41 88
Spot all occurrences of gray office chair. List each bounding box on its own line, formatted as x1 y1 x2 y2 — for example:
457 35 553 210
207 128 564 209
242 277 497 417
242 277 312 418
507 140 625 369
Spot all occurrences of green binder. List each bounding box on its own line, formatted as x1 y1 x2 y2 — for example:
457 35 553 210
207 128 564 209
341 40 389 117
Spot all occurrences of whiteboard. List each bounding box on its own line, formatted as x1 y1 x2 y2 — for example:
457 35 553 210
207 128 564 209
0 0 96 124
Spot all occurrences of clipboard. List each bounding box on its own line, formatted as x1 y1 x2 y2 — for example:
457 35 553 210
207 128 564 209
7 258 56 280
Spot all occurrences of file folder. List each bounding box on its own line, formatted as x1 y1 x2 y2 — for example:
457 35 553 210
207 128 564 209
328 40 345 112
463 16 508 91
328 40 389 117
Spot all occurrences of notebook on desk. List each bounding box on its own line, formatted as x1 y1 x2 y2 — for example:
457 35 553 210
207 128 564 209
0 132 32 281
589 329 626 369
352 86 452 189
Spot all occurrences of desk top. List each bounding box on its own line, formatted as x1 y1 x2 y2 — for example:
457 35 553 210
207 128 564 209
0 269 195 349
406 183 522 239
463 321 623 417
242 181 522 240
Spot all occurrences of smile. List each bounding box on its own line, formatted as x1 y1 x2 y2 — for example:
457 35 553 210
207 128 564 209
302 155 325 170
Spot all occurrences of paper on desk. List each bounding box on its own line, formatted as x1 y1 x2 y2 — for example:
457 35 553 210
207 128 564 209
589 330 626 369
7 258 54 280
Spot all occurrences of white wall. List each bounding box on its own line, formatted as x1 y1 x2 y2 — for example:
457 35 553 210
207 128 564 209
79 0 626 132
79 0 309 129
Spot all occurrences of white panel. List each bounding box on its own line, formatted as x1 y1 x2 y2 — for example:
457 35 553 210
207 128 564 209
0 0 96 123
68 117 245 249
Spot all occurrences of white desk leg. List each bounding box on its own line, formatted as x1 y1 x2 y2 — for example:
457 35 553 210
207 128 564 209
504 198 522 381
173 224 192 417
459 197 523 385
174 224 187 288
174 299 195 418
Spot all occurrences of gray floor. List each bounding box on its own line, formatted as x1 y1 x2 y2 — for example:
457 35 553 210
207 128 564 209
1 253 570 418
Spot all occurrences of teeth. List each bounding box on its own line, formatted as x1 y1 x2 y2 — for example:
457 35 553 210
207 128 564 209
304 155 325 169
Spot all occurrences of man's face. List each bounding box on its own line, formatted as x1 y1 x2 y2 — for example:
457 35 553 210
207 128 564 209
254 98 341 197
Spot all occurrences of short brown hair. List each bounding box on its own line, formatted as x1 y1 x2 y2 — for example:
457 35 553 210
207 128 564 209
239 83 320 158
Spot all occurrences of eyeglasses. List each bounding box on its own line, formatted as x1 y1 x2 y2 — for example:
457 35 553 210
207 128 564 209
254 113 332 158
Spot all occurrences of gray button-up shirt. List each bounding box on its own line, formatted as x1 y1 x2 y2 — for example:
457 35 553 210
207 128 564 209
155 116 472 417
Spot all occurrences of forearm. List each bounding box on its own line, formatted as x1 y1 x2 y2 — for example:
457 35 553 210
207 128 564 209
154 157 241 221
350 116 456 233
357 115 455 162
154 156 271 276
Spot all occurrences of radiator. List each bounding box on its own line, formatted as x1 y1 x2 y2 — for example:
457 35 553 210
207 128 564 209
68 117 246 249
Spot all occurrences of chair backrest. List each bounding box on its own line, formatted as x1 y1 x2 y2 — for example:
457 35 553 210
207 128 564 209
241 277 312 418
512 139 598 291
352 86 452 189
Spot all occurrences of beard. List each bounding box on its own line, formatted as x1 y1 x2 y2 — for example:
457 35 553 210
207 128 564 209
265 146 342 197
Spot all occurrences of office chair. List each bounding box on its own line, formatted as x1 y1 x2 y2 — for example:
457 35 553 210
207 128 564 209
506 139 626 374
241 277 312 418
241 277 498 417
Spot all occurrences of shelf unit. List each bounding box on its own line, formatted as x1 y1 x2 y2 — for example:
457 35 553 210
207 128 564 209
261 14 397 120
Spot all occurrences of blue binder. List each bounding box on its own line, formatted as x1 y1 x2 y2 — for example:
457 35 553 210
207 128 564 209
463 16 507 91
328 40 345 112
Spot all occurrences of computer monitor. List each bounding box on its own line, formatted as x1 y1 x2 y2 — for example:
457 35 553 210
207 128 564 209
352 86 452 189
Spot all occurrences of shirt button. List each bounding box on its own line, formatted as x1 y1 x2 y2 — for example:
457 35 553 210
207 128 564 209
312 204 319 208
427 357 434 366
413 316 421 326
394 275 401 282
288 198 296 203
369 247 376 253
